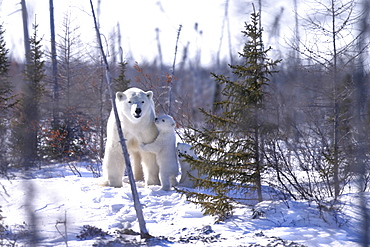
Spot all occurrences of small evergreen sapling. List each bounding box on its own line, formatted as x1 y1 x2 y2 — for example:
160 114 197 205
0 25 16 175
0 25 15 112
114 61 131 92
179 10 280 221
12 23 46 167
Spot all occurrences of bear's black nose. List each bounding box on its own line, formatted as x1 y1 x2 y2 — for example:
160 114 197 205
135 108 142 115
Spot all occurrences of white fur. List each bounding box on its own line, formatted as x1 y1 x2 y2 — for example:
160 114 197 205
140 115 179 191
101 87 160 187
177 142 200 188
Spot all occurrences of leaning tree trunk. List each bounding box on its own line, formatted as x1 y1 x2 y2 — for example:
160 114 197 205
89 0 151 239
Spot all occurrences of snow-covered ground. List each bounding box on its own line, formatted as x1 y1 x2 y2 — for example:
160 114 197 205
0 163 368 246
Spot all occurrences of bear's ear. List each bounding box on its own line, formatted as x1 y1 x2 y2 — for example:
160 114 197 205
116 92 126 101
146 91 153 100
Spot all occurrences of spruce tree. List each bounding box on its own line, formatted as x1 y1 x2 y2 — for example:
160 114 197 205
179 10 280 221
114 61 131 92
0 25 16 174
13 23 45 168
0 25 16 113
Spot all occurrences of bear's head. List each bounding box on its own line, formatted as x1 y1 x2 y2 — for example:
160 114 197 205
116 88 154 123
177 142 196 160
154 115 176 131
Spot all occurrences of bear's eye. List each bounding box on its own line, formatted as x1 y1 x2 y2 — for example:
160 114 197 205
128 101 132 104
141 101 144 104
184 151 187 154
162 119 165 122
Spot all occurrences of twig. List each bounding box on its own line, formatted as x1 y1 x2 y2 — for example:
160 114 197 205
169 24 182 115
55 211 68 247
67 162 81 177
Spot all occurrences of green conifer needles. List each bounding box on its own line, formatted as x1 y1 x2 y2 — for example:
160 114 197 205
179 11 280 222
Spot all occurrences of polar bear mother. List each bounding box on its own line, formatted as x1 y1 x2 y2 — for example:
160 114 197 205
101 87 160 187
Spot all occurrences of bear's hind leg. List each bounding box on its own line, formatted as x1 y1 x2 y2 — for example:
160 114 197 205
159 171 171 191
170 175 178 188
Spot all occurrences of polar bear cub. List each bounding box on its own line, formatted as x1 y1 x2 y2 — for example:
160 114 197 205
177 143 200 188
140 115 179 191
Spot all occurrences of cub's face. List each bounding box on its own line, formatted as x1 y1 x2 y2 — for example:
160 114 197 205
116 88 153 123
177 143 195 159
155 115 175 130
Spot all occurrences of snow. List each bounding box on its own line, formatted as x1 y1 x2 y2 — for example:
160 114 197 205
0 163 368 246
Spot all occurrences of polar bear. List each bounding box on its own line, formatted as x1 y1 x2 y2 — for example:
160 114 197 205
101 87 160 187
140 115 179 191
177 143 200 188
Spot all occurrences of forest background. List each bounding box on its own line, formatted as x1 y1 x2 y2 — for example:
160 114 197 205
0 0 369 243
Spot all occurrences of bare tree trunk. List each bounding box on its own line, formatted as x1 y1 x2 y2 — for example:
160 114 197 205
117 22 123 63
212 0 230 114
169 25 182 115
21 0 30 64
258 0 262 46
293 0 300 61
89 0 150 239
226 1 233 66
354 1 369 245
255 126 263 202
155 28 163 69
49 0 59 128
330 0 340 200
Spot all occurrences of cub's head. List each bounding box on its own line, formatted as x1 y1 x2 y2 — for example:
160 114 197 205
116 88 154 123
177 142 196 159
154 115 176 131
